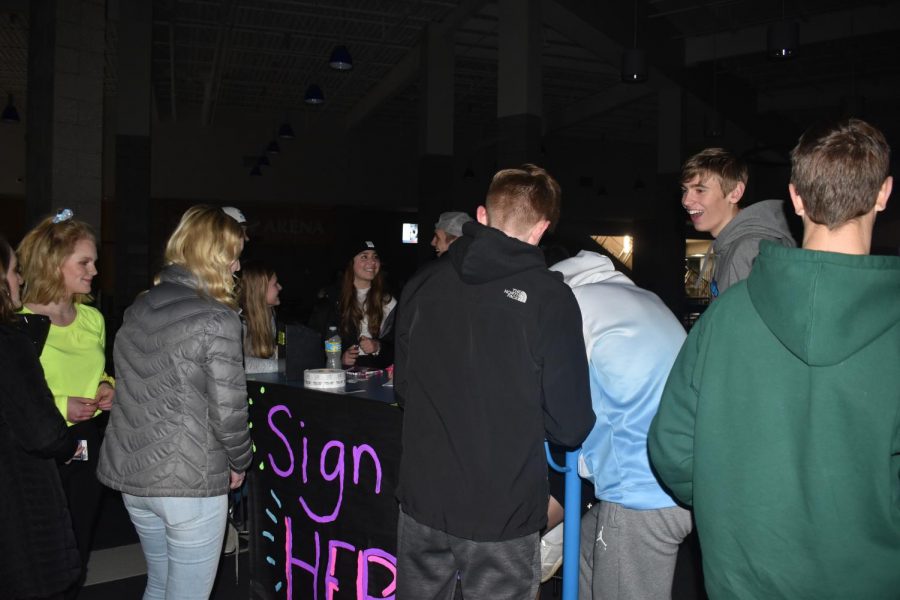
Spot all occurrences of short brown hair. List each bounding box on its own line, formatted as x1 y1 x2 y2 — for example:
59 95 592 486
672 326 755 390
17 215 97 305
486 164 561 234
790 118 891 229
681 148 748 196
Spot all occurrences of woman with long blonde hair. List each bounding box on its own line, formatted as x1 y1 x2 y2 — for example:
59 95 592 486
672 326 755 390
238 261 282 373
97 205 252 600
17 209 114 593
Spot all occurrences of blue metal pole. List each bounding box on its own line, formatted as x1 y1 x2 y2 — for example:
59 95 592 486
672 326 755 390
561 449 581 600
544 443 581 600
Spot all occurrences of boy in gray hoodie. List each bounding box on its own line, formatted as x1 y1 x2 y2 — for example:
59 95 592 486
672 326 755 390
681 148 795 297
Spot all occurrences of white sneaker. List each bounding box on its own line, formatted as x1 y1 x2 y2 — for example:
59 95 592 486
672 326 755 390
540 521 564 583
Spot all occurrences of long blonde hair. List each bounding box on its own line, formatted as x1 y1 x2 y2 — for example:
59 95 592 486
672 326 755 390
238 262 276 358
17 214 97 305
160 205 243 308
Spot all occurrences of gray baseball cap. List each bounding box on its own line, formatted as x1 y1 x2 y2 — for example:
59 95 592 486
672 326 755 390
434 211 473 237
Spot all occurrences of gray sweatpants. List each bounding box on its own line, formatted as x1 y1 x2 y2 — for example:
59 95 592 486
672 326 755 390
396 508 540 600
578 501 692 600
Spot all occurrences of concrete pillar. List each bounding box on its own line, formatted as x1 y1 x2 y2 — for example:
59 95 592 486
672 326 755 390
497 0 542 169
633 86 685 313
417 24 455 265
114 0 152 316
26 0 106 230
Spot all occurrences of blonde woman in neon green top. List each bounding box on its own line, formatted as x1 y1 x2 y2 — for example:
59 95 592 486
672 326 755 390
18 211 113 422
17 209 114 593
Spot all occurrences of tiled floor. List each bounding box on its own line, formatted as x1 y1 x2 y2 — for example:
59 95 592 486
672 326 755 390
79 490 706 599
84 543 146 586
80 490 249 599
80 551 249 600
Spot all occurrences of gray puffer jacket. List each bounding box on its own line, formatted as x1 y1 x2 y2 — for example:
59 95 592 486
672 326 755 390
97 265 252 497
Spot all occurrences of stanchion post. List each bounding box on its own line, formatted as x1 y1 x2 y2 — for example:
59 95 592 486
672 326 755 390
543 443 581 600
561 449 581 600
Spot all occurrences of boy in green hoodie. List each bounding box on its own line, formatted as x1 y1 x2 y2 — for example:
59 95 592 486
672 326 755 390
650 119 899 599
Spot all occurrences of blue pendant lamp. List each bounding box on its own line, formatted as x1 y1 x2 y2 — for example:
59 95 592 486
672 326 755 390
304 84 325 105
2 94 21 123
329 45 353 70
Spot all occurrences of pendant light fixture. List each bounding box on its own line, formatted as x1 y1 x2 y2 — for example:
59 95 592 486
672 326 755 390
622 0 647 83
2 94 21 123
329 2 353 71
304 84 325 105
278 117 295 140
266 140 281 155
329 45 353 70
767 1 799 60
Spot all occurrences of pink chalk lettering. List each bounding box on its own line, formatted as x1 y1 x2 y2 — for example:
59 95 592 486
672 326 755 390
356 548 397 600
301 427 309 483
325 540 356 600
298 440 345 523
285 516 320 600
267 405 294 477
352 444 383 494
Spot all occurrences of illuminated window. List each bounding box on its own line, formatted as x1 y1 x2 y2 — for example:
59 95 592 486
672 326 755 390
591 235 633 270
685 239 713 299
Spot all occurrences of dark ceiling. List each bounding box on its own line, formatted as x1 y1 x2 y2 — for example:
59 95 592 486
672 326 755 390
2 0 899 149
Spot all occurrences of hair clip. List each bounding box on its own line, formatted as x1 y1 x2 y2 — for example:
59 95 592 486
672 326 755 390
51 208 74 224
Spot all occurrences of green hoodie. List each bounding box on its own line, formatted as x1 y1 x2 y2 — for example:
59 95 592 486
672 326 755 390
649 242 900 599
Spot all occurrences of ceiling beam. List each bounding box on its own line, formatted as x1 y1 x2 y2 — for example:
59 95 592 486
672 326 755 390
343 0 489 131
544 84 655 134
542 0 681 92
200 0 238 126
550 0 804 147
540 0 686 131
685 3 900 65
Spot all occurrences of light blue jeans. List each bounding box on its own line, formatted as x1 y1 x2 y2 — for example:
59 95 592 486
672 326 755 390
123 494 228 600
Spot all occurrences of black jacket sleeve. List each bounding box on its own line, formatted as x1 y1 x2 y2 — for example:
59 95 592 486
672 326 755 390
537 287 595 449
0 330 77 462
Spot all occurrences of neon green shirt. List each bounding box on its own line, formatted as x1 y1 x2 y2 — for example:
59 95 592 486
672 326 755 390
21 304 112 425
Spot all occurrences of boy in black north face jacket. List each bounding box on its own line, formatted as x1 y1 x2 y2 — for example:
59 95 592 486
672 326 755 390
395 164 594 599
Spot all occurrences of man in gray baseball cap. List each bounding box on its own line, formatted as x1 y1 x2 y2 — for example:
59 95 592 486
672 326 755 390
431 211 473 257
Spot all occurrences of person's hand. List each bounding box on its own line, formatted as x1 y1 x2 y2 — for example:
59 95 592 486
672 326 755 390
358 336 380 355
67 396 98 422
230 470 246 490
95 382 115 411
342 345 359 367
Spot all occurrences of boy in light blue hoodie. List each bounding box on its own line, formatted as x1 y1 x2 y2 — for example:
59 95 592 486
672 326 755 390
552 250 692 599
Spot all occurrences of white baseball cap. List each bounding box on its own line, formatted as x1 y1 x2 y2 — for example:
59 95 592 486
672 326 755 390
222 206 247 225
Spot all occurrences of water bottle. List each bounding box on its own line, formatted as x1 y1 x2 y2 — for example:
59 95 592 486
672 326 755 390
324 326 342 370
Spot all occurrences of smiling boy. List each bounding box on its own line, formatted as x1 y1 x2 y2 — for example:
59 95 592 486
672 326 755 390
681 148 795 297
652 118 900 600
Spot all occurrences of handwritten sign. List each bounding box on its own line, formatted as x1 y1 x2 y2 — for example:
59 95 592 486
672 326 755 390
247 382 402 599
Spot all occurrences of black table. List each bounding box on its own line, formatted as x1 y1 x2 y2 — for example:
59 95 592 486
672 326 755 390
245 372 401 600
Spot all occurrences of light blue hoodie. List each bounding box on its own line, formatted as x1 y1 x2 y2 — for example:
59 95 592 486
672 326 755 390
553 251 685 509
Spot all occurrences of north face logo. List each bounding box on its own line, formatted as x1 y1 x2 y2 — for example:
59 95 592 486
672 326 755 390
503 288 528 303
